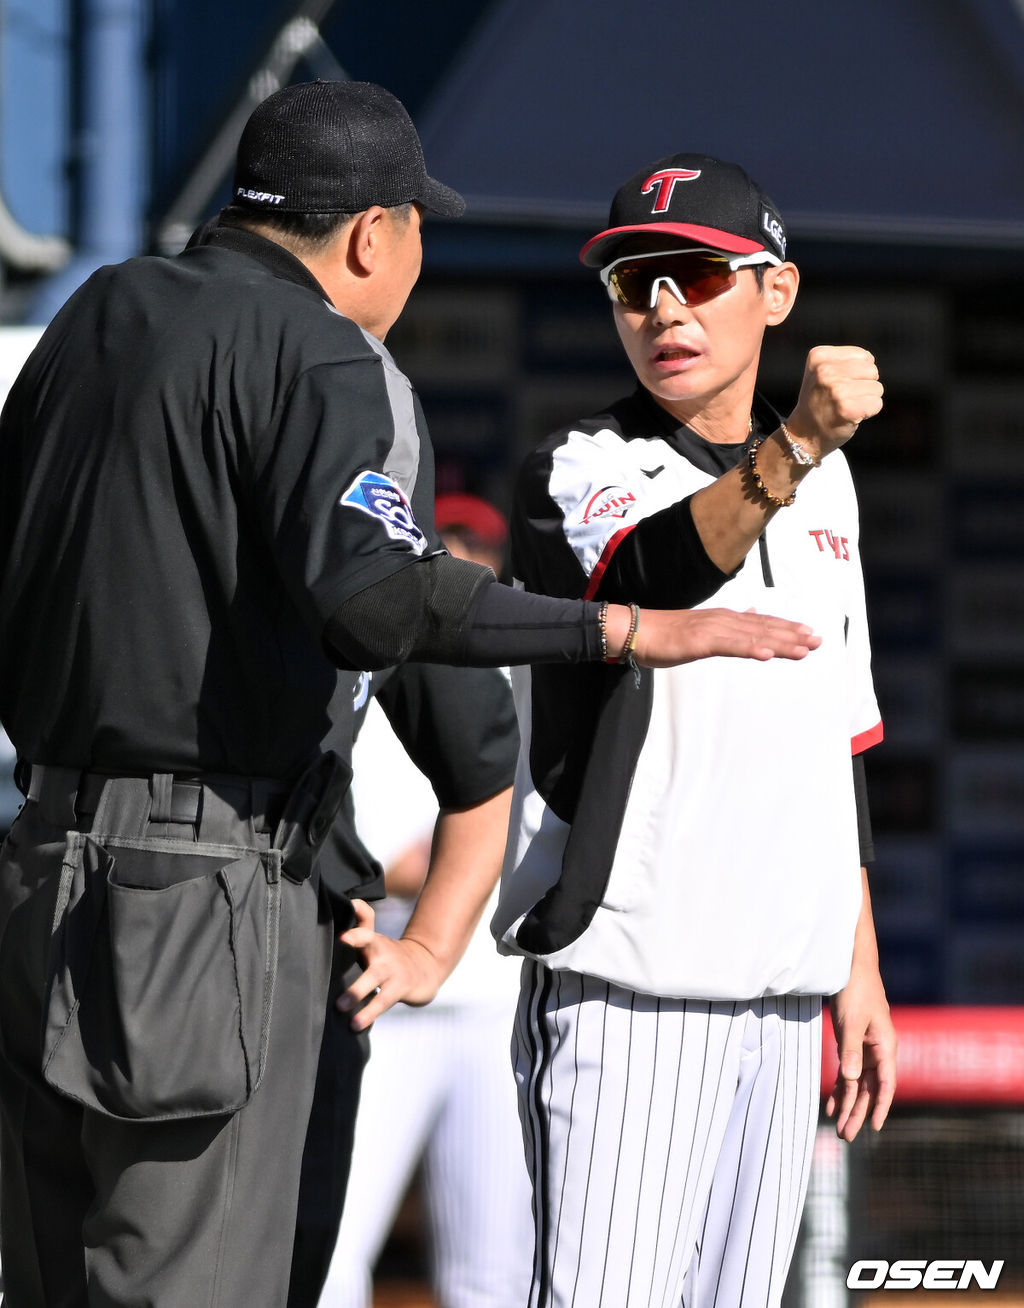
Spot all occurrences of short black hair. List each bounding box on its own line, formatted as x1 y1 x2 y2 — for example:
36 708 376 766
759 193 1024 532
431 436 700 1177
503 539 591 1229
218 201 414 256
218 207 353 253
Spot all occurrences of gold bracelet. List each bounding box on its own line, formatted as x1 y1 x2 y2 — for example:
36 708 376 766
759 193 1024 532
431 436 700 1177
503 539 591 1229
778 421 821 468
747 438 796 508
618 602 640 664
597 600 609 661
621 602 642 686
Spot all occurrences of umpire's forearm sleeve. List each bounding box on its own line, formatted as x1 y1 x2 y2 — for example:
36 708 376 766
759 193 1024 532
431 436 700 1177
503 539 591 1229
325 554 602 671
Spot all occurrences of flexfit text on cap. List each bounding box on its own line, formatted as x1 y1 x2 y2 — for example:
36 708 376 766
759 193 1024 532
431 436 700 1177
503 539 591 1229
232 80 465 218
580 153 786 267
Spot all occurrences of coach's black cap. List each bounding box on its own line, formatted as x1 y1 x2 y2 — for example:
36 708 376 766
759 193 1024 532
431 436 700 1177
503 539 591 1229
232 80 465 218
580 152 786 267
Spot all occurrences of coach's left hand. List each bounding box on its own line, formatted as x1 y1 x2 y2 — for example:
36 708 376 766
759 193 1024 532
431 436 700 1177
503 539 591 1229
826 958 898 1142
825 865 898 1141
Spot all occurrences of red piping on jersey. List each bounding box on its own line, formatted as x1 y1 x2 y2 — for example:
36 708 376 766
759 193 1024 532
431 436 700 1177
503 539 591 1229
583 525 636 600
851 721 884 755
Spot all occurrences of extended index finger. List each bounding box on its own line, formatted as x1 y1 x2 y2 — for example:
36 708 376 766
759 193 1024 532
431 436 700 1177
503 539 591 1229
338 897 375 951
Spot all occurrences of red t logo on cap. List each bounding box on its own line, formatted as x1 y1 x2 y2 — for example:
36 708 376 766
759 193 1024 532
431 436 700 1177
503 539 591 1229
641 168 702 214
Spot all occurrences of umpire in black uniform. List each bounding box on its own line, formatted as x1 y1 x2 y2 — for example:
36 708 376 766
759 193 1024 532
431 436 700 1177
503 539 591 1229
0 79 820 1306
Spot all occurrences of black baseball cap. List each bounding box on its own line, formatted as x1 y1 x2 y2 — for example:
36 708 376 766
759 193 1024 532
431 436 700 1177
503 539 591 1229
232 80 465 218
580 152 787 268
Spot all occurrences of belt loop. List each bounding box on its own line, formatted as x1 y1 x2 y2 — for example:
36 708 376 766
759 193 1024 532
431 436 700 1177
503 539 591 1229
249 779 271 835
149 773 175 823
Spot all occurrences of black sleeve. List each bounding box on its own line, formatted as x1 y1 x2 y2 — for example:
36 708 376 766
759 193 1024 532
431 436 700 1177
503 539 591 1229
853 753 874 865
325 555 602 671
455 582 603 667
596 495 734 607
316 789 387 907
248 352 447 639
374 662 519 809
314 661 519 905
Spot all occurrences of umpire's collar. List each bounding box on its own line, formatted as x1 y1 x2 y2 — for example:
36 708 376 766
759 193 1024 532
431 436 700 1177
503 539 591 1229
194 223 330 303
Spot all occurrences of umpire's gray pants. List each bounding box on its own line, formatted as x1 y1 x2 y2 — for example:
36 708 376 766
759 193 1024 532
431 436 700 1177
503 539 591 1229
0 774 334 1307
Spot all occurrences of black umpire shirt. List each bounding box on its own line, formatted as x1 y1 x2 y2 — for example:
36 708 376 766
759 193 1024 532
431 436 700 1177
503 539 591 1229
0 228 444 780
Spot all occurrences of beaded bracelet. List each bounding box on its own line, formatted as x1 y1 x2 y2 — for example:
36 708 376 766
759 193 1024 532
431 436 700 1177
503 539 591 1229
748 438 797 508
778 421 821 468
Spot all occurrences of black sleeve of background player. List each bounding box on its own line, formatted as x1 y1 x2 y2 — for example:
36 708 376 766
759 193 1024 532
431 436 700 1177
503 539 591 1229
374 663 519 809
316 789 387 907
853 753 875 865
325 555 602 671
595 495 735 607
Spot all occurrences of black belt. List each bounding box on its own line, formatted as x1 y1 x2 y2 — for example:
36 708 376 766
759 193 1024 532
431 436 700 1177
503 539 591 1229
25 752 352 884
26 764 290 832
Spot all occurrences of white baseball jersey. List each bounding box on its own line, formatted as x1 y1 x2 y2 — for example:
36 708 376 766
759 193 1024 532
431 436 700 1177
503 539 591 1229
493 389 882 1000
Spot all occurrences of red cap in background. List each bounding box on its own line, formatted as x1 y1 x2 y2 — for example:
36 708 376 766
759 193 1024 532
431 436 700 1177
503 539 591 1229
434 493 507 548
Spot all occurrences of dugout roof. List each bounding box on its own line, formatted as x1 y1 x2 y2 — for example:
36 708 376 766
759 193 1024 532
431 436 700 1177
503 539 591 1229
416 0 1024 252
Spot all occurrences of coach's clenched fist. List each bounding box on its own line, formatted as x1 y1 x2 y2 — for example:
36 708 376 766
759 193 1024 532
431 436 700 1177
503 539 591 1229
691 345 884 574
786 345 884 459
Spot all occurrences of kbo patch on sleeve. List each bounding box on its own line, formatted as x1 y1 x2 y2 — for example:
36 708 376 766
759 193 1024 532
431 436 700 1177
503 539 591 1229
340 471 428 555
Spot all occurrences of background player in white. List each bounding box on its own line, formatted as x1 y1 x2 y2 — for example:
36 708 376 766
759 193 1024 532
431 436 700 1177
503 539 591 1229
321 497 532 1308
493 153 898 1307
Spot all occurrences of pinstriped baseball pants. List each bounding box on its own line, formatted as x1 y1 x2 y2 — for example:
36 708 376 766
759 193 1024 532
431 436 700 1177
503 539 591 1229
513 962 822 1308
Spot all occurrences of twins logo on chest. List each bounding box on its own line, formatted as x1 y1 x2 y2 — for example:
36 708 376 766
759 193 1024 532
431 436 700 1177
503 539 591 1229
582 486 637 524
